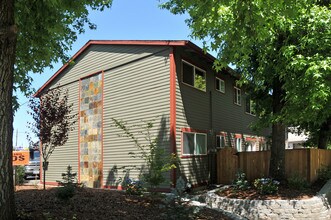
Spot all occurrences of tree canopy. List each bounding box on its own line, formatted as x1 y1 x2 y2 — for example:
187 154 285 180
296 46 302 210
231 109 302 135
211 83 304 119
13 0 112 108
162 0 331 178
0 1 112 219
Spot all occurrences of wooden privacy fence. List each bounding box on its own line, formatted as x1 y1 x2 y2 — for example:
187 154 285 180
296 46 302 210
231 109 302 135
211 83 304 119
217 148 331 184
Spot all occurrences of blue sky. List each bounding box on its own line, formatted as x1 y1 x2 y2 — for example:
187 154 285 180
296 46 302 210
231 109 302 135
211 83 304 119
13 0 206 148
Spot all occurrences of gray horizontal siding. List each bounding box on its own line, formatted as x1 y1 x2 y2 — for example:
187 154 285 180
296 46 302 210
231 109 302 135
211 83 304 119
212 73 257 134
174 47 211 185
40 43 267 188
173 47 267 185
41 45 172 186
44 81 79 183
48 45 170 88
102 50 171 188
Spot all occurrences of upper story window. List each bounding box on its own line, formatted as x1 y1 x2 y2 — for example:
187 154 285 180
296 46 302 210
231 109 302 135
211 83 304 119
182 60 206 92
245 94 256 115
234 87 241 105
215 77 225 93
216 135 226 148
182 131 207 156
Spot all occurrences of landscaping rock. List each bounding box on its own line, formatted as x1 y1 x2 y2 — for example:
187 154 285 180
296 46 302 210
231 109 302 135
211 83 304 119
204 189 331 219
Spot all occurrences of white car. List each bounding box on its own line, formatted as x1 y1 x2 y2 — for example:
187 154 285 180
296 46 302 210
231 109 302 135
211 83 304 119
24 158 40 179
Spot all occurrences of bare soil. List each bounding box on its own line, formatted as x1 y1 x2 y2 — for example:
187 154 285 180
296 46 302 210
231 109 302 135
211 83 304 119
15 186 232 220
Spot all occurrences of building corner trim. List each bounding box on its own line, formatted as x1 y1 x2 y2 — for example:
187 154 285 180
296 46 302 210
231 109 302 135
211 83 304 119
170 47 177 187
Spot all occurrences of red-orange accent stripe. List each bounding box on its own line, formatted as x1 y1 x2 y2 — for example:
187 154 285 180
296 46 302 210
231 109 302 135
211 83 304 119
170 47 177 188
181 127 208 133
217 131 227 136
235 134 242 138
180 155 208 159
101 71 105 188
245 137 257 141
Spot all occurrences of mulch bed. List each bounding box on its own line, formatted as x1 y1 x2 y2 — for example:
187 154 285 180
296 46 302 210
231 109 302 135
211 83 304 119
15 186 232 220
216 184 321 200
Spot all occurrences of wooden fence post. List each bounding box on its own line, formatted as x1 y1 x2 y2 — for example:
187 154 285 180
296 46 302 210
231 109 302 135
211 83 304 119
217 148 238 184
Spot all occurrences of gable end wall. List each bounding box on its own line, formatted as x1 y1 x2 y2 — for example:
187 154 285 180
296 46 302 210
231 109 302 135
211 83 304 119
42 45 171 188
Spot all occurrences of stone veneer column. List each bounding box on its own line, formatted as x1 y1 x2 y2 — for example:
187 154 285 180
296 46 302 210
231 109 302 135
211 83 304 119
79 73 103 188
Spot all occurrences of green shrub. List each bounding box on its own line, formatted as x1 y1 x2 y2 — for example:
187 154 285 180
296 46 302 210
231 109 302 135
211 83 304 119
254 178 279 195
287 173 309 190
317 165 331 184
112 118 177 190
233 170 250 190
124 178 145 195
56 165 80 201
57 165 81 188
15 166 25 185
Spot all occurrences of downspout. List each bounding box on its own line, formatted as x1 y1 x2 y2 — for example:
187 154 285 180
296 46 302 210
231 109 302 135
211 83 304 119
209 90 216 183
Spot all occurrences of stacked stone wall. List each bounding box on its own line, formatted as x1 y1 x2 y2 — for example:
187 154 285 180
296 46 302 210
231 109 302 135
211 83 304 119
205 190 331 219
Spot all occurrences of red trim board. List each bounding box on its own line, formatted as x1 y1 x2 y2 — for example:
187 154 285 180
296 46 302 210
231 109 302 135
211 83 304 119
169 47 177 187
101 71 105 187
78 79 81 183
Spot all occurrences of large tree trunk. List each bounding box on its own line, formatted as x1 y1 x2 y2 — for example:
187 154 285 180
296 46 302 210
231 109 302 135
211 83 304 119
269 75 286 180
270 122 286 180
317 118 331 149
0 0 17 219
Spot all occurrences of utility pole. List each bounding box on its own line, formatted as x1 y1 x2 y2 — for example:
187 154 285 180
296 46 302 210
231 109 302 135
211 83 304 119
15 129 18 148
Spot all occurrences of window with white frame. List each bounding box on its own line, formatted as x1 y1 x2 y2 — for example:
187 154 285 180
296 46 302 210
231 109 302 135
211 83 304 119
245 94 256 115
182 60 206 91
234 87 241 105
183 131 207 155
216 135 226 148
235 138 242 152
215 77 225 93
259 138 268 150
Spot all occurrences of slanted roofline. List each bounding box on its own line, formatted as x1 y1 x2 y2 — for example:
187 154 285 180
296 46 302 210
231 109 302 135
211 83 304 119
34 40 217 97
